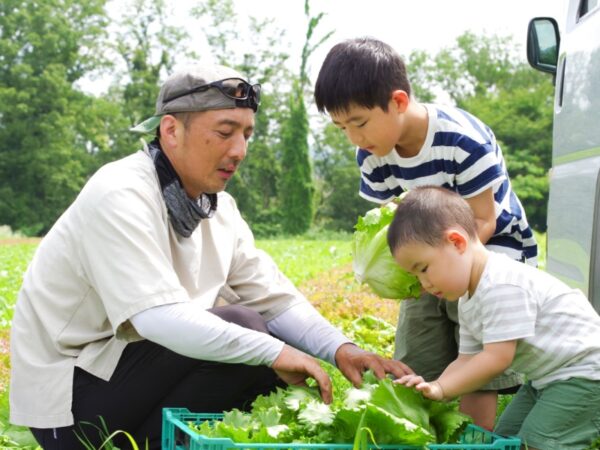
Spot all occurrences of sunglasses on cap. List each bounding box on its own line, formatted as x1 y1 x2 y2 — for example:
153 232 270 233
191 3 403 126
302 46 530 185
164 78 261 112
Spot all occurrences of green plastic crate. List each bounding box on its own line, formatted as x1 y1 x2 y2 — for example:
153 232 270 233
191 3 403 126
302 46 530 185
161 408 521 450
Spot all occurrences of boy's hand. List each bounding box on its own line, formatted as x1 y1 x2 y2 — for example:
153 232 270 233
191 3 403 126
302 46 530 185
395 374 445 401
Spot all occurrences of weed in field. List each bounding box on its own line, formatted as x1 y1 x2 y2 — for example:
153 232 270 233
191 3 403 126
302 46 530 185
75 417 148 450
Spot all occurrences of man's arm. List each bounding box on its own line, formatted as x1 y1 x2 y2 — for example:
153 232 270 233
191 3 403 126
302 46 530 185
131 303 335 403
226 200 413 385
266 301 351 365
464 187 497 244
396 340 516 400
268 298 414 386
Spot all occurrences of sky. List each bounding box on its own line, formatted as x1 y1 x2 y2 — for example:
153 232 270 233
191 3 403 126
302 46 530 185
187 0 566 81
94 0 567 96
237 0 565 63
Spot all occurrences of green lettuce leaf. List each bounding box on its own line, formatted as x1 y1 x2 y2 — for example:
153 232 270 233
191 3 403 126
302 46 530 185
363 404 434 445
297 400 335 430
251 387 287 411
222 409 252 429
189 371 471 446
284 386 320 411
256 407 282 427
368 379 431 430
352 202 421 299
427 402 472 443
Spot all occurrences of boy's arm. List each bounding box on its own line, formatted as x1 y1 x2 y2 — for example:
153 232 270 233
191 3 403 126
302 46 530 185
437 340 516 398
397 340 516 400
464 187 496 244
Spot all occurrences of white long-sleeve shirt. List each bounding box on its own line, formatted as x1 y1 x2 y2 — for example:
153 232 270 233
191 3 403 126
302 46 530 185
10 147 350 428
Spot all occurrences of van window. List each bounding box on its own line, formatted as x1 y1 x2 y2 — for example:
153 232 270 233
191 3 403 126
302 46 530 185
579 0 599 18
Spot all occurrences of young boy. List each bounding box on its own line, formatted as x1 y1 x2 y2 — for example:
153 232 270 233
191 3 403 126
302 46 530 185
390 186 600 450
314 36 537 429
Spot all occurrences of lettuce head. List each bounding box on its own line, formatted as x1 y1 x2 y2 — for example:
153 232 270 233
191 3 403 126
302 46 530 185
352 202 421 299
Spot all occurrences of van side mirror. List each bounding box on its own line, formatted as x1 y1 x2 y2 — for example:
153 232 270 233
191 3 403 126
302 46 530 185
527 17 560 74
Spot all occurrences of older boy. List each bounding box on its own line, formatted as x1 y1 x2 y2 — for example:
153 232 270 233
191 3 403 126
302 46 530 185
314 36 536 429
390 186 600 450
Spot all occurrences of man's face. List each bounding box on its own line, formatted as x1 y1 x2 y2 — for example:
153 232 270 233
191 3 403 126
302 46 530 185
329 100 403 157
166 108 255 198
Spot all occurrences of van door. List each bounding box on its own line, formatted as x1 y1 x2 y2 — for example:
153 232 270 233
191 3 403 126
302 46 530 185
528 0 600 312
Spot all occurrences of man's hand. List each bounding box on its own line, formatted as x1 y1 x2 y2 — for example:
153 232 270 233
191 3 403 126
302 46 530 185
272 344 333 404
334 343 414 387
395 374 445 401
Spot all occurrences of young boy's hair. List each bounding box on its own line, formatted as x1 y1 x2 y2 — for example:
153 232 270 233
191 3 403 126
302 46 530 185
387 186 478 252
314 37 411 114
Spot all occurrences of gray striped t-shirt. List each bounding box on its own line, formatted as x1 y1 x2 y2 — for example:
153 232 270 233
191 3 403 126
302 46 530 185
459 252 600 389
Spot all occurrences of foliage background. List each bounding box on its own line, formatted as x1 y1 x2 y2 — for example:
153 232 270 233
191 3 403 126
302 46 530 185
0 0 554 237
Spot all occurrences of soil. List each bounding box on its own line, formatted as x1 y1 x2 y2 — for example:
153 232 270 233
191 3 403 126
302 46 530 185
300 264 400 325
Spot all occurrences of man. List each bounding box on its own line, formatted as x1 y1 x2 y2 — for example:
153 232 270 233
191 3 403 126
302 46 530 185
9 63 411 449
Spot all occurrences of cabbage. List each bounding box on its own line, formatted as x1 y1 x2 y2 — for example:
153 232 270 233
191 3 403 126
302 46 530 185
352 202 421 299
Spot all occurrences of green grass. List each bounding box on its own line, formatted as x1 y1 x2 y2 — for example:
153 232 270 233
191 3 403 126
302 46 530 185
0 244 37 328
256 237 353 285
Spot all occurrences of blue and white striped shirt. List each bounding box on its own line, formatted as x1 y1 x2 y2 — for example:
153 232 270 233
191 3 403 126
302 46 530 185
358 104 537 263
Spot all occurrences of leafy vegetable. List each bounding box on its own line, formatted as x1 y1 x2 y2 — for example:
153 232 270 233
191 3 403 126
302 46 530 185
352 202 421 299
190 372 471 446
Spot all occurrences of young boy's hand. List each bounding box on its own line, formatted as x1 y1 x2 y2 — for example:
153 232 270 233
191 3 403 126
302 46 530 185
394 374 445 401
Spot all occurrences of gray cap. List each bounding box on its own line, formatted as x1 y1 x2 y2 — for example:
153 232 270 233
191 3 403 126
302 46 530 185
130 64 255 134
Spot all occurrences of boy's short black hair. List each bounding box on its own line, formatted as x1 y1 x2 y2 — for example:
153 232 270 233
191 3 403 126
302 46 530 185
387 186 478 253
314 37 411 114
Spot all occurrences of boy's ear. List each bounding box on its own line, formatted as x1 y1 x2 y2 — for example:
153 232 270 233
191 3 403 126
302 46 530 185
391 90 410 113
446 229 468 253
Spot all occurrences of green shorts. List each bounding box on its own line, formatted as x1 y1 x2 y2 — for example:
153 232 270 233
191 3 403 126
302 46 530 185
495 378 600 449
393 292 523 391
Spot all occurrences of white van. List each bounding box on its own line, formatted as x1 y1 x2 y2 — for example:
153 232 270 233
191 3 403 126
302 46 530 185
527 0 600 312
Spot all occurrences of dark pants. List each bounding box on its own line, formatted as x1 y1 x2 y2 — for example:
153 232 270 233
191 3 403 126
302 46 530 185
31 305 284 450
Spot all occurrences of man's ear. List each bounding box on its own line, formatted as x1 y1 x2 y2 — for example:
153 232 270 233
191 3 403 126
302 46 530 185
390 90 410 113
158 114 180 150
446 229 468 253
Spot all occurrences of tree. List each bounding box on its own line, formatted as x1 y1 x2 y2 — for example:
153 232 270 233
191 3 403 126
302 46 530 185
313 121 372 231
192 0 292 236
0 0 109 234
114 0 188 128
279 0 332 235
279 83 314 234
460 72 553 230
95 0 192 164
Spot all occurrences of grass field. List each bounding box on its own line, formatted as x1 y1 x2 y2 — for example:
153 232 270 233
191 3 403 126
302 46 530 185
0 232 553 449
